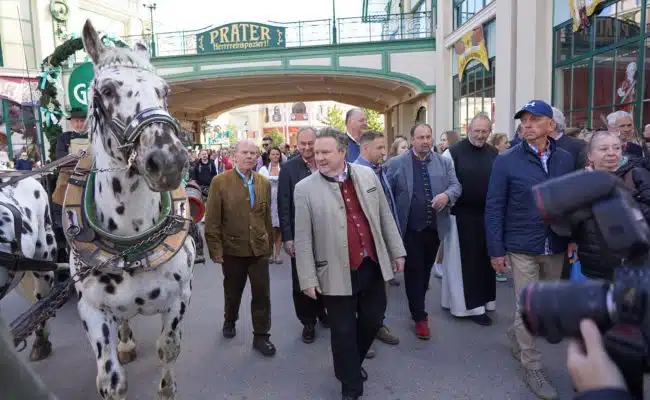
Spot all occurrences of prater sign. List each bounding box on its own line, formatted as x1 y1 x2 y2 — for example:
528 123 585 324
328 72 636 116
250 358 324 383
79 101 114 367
67 62 94 113
196 22 286 54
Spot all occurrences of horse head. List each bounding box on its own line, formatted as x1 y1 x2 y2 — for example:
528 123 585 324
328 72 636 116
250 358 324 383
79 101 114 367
82 20 187 192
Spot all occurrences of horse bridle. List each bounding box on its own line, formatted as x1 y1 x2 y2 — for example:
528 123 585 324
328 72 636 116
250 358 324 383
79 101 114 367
92 85 181 162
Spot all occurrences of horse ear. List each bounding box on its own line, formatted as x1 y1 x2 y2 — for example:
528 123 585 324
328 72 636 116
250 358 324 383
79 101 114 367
133 42 151 61
82 19 104 64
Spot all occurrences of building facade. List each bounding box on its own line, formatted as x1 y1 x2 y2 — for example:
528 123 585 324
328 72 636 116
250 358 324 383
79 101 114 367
0 0 149 163
205 101 361 149
430 0 649 138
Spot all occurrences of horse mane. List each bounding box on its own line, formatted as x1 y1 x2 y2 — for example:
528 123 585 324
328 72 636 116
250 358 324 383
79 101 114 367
94 45 154 73
86 44 155 141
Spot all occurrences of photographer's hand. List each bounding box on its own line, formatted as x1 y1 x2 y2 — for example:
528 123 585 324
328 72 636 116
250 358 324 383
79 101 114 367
567 319 626 393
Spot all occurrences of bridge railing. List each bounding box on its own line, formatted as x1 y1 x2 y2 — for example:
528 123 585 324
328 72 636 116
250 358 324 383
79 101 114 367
122 11 433 58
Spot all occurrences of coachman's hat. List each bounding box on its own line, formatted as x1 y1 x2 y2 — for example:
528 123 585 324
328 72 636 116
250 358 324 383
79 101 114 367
67 108 87 120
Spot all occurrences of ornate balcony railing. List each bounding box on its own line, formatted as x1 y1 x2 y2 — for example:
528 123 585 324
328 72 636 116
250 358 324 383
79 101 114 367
121 11 433 58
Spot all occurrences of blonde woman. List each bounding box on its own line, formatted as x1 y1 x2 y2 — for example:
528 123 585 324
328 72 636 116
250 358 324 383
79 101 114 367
258 147 283 264
488 133 510 153
434 130 460 279
388 136 409 159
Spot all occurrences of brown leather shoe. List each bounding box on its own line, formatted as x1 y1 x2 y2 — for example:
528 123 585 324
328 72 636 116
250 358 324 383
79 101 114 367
253 337 276 357
377 325 400 345
222 321 236 338
302 324 316 344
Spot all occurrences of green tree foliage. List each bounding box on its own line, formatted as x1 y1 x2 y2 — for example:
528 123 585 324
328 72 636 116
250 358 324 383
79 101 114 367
364 108 385 132
226 122 238 146
319 105 346 131
268 128 285 147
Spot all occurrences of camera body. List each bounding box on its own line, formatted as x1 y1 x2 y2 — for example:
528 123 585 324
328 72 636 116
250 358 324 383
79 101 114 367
521 170 650 398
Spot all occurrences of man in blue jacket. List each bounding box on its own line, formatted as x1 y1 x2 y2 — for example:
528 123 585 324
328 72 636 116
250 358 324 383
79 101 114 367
344 108 367 162
485 100 574 400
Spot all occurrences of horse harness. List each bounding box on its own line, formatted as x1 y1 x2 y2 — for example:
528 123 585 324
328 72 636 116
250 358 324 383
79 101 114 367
0 152 87 273
62 151 191 275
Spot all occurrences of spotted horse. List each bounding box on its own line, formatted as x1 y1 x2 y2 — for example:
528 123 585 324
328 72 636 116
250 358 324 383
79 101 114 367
0 168 60 361
61 20 195 400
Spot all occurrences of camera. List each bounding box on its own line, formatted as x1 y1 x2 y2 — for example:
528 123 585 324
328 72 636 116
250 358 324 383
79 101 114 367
520 170 650 398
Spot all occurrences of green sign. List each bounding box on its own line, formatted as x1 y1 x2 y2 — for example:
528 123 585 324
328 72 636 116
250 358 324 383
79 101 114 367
196 22 286 54
68 62 94 113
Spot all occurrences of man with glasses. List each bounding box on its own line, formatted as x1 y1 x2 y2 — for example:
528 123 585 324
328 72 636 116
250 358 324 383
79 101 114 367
442 113 498 325
256 136 275 170
607 111 643 160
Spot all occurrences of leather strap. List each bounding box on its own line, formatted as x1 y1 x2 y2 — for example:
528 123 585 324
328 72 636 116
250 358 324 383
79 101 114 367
0 251 58 272
0 152 85 191
0 202 23 254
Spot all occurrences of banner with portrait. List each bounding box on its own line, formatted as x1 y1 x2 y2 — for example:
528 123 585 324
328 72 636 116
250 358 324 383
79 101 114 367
454 25 490 82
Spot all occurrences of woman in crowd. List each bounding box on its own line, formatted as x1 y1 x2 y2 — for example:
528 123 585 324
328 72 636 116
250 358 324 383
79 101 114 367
190 149 218 197
388 136 409 159
437 130 457 154
572 131 650 281
487 133 511 282
488 133 510 153
219 148 233 172
258 146 283 264
434 130 461 278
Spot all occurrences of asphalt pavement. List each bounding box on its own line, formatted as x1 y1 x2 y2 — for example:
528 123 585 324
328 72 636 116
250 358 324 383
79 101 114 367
1 255 587 400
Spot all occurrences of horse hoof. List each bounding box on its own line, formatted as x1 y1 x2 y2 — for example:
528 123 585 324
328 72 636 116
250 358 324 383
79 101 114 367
29 340 52 361
118 349 137 364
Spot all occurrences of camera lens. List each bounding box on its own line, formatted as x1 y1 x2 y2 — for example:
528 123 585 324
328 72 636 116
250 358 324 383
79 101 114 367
520 281 613 343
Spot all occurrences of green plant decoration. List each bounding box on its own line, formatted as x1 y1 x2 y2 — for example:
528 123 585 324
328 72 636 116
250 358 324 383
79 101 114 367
39 32 128 160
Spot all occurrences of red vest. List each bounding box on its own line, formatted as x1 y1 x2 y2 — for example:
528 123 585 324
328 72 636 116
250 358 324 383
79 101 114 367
340 178 377 270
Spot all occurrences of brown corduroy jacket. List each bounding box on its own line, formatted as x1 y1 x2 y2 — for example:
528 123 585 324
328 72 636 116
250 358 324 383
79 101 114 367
204 169 273 259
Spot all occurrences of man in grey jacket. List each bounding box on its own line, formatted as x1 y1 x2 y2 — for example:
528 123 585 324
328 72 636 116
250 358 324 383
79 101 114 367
386 123 462 340
294 128 405 400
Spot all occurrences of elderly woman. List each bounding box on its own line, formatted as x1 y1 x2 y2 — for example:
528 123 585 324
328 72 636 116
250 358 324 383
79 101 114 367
571 131 650 281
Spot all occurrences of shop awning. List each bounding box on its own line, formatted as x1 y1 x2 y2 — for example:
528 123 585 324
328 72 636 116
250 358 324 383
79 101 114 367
0 76 40 106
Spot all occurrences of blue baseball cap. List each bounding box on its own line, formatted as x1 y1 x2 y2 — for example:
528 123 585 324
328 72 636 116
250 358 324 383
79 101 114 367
514 100 553 120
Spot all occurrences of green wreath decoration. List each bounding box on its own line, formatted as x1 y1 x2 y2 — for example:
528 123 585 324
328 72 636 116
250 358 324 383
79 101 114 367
39 32 128 160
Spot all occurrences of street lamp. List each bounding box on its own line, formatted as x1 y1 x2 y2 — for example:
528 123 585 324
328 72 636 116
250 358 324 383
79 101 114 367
143 2 157 57
332 0 337 44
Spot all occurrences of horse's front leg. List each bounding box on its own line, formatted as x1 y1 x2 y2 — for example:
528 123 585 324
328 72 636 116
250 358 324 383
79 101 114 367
28 271 54 361
156 279 191 400
78 298 127 400
117 320 137 364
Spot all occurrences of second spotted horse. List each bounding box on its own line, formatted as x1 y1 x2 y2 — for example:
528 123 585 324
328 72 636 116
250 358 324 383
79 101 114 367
60 20 196 400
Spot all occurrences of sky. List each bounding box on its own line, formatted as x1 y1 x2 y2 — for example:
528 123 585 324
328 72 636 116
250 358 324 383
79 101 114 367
152 0 365 32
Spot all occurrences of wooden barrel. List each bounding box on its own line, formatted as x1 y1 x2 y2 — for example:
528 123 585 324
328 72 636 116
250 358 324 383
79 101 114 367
185 182 205 223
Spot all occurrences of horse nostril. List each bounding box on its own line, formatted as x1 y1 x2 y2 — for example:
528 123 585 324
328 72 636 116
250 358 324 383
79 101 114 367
145 153 163 174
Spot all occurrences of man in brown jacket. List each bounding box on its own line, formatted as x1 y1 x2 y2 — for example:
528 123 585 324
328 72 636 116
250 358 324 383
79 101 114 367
204 139 276 357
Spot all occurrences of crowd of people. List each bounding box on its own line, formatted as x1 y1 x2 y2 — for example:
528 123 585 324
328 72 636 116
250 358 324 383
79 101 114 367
2 99 646 399
196 103 649 400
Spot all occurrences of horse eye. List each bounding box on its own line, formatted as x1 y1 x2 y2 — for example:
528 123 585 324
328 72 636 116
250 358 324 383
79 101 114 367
101 87 114 97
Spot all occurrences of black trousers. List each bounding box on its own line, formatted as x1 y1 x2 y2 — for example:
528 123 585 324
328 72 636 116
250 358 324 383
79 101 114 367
404 228 440 322
50 203 69 263
222 255 271 336
291 257 326 326
322 258 386 397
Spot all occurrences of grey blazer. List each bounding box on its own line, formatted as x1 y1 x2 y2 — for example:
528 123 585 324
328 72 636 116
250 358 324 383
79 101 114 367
293 163 406 296
386 150 462 238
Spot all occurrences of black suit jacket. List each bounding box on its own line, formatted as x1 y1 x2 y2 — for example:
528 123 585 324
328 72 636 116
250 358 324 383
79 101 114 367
555 134 587 170
277 156 312 242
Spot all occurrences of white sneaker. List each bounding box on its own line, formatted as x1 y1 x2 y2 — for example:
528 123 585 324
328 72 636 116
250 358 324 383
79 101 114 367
434 263 443 278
